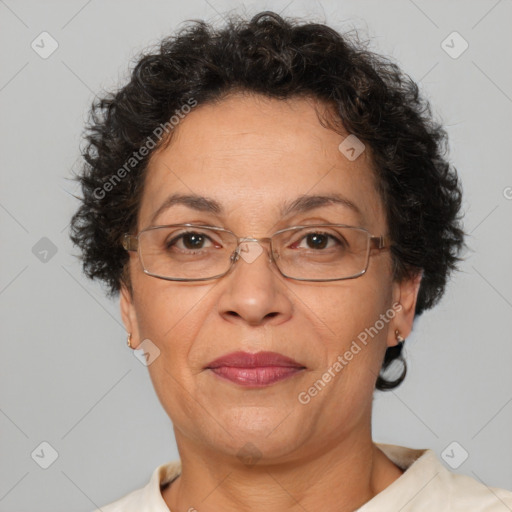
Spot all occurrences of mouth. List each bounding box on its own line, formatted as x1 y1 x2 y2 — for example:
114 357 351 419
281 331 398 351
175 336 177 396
204 351 306 387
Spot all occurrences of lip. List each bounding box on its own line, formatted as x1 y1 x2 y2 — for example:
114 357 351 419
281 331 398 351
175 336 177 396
204 351 305 387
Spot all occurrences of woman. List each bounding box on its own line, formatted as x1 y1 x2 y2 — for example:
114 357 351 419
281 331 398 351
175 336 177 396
70 11 512 511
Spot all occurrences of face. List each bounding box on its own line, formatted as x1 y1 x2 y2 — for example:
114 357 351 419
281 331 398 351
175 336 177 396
121 93 421 463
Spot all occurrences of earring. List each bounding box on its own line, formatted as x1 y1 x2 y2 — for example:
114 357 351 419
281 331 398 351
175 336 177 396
395 329 405 344
127 332 132 348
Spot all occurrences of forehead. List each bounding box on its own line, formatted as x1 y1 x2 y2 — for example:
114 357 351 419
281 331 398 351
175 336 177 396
138 93 386 233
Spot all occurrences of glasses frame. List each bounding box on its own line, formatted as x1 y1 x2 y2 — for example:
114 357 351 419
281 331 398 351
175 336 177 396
122 223 391 282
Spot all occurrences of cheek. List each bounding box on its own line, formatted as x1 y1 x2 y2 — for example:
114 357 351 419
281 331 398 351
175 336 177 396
132 273 208 347
132 280 211 410
306 276 393 392
315 277 391 342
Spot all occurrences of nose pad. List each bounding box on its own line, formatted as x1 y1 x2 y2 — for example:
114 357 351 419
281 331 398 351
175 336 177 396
237 241 264 264
230 241 276 268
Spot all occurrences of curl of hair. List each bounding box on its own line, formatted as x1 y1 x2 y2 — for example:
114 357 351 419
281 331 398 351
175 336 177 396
70 11 466 390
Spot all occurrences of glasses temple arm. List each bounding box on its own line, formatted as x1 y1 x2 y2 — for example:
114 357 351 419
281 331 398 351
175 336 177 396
370 235 392 250
122 234 138 251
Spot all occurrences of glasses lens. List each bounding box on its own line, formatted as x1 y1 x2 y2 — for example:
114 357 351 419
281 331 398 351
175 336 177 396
138 226 236 280
137 224 371 281
272 225 370 280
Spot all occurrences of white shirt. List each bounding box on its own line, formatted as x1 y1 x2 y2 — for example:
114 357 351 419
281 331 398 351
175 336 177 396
93 443 512 511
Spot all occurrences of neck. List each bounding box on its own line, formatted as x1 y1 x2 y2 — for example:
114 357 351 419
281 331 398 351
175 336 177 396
162 429 403 512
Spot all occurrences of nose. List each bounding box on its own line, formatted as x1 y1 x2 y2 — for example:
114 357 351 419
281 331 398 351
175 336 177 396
216 241 293 327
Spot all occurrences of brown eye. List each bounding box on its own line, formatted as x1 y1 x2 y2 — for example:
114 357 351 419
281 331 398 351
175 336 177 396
291 231 346 251
166 232 215 251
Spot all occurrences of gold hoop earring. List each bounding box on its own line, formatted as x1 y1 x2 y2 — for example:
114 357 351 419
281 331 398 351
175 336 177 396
395 329 405 344
127 332 132 348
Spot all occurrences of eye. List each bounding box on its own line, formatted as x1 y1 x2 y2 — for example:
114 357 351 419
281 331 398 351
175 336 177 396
291 231 346 251
166 231 218 251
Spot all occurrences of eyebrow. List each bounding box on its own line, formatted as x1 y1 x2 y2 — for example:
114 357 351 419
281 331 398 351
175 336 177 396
149 192 362 225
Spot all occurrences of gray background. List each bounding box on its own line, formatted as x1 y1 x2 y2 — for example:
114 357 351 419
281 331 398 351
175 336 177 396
1 0 511 510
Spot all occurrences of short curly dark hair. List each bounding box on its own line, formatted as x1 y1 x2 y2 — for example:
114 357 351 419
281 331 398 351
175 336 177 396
69 11 465 390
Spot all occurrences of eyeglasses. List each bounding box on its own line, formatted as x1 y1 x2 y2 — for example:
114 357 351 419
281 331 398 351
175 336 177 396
122 223 391 282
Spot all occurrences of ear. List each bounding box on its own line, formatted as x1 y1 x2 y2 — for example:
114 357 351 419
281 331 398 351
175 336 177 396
120 283 141 349
387 270 423 348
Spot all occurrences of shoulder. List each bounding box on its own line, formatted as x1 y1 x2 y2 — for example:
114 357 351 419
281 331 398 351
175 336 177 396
435 467 512 510
371 443 512 511
91 460 182 512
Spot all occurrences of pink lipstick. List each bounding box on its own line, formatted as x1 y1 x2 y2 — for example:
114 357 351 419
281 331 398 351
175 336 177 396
205 351 305 387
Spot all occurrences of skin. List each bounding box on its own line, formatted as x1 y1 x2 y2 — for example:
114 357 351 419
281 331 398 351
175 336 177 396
120 92 422 512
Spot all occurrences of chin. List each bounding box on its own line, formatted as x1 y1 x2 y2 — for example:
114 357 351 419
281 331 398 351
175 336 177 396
206 412 307 455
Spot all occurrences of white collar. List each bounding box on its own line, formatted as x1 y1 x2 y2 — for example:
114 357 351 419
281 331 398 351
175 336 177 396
97 443 512 511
